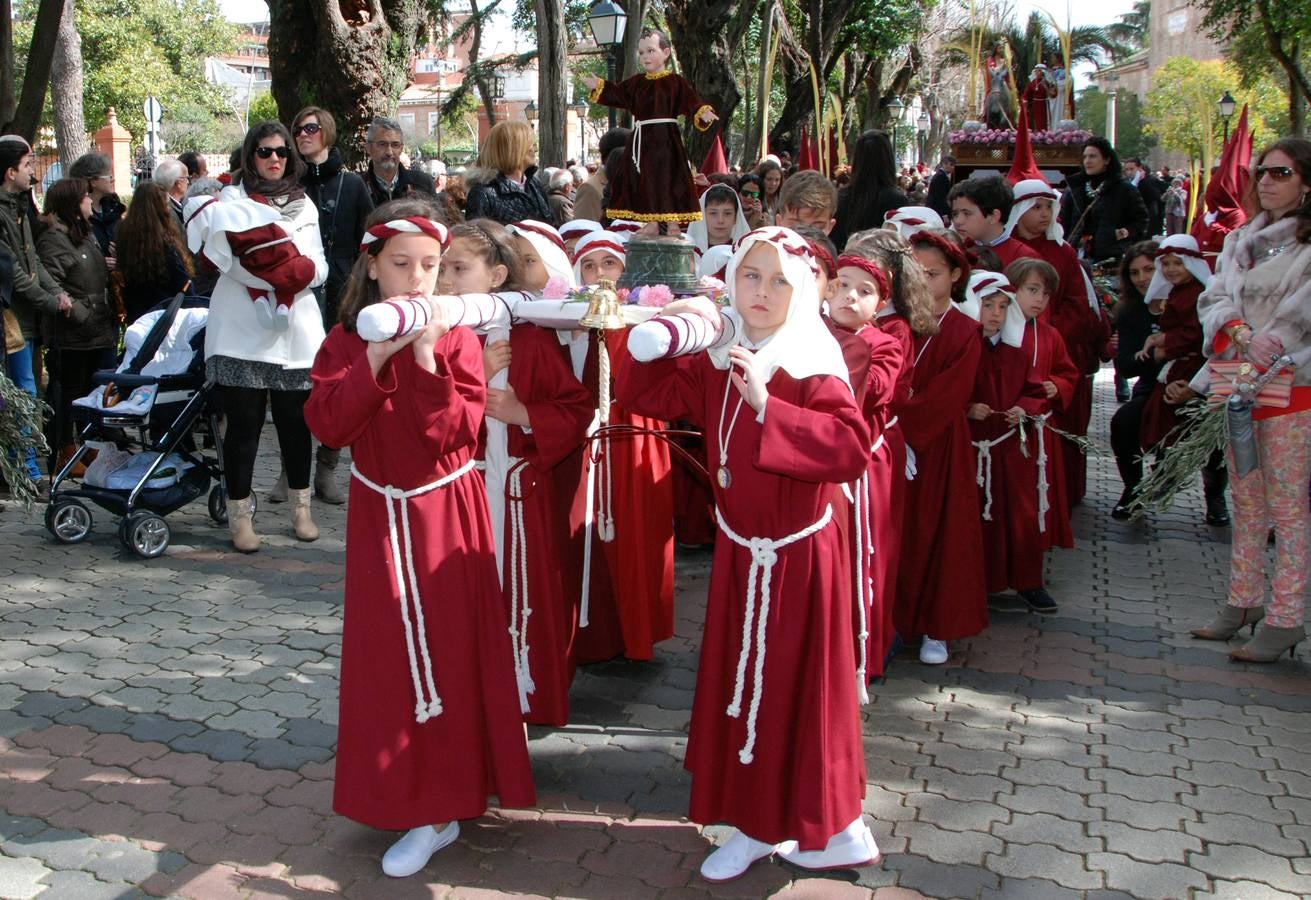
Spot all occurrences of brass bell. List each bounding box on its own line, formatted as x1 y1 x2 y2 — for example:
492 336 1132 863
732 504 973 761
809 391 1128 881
578 278 626 330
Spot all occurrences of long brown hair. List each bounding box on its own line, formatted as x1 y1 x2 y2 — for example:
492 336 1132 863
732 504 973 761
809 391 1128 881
1249 137 1311 243
115 182 194 287
446 219 524 291
844 227 939 337
337 197 444 334
43 177 92 245
1112 239 1159 321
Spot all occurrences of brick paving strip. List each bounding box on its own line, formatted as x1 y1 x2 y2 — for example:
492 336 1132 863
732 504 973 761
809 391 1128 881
2 372 1309 899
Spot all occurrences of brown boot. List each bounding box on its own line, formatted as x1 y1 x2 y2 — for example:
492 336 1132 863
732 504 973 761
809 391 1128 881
290 487 319 542
57 445 87 478
267 466 288 503
314 446 345 505
228 496 260 553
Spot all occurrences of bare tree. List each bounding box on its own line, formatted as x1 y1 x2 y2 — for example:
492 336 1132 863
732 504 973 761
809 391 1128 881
535 0 567 166
1 0 66 141
51 0 90 165
267 0 423 162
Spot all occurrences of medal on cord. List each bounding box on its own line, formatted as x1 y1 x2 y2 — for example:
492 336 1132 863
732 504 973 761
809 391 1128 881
716 363 748 489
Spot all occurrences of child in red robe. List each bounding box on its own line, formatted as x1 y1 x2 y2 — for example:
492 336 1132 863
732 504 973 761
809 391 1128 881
304 199 535 878
948 176 1042 270
897 229 989 665
582 27 717 226
617 227 876 883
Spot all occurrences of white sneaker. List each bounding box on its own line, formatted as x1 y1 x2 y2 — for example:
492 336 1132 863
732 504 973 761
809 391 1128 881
380 821 460 877
777 818 880 871
699 830 777 883
919 637 948 665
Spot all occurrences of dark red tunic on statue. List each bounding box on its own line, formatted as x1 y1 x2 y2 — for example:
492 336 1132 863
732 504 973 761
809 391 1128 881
591 71 712 224
305 325 535 830
1030 234 1108 508
1140 280 1205 450
504 324 594 726
894 307 988 642
1023 77 1053 132
616 348 870 851
569 329 675 662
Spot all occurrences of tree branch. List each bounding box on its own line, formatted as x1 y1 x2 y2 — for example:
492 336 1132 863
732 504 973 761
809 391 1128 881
5 0 65 139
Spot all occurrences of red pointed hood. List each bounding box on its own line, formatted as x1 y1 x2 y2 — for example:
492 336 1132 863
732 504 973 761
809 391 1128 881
797 124 816 171
701 133 728 175
1006 103 1044 185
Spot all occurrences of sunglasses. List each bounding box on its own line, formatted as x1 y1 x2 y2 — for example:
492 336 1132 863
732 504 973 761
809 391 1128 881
293 122 321 137
740 190 761 199
1256 165 1295 182
254 145 291 160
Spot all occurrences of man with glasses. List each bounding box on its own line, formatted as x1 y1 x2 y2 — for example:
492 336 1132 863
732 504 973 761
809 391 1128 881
152 158 190 228
364 116 435 207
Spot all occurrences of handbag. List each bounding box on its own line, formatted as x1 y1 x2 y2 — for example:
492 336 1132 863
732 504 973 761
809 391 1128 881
3 307 24 353
1207 359 1293 408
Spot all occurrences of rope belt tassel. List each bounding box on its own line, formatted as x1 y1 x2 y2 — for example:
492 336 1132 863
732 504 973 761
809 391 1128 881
716 504 834 765
351 459 477 723
506 461 535 713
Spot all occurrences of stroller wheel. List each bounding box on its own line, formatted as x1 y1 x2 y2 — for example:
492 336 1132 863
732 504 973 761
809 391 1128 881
208 486 256 526
45 499 92 543
119 511 170 559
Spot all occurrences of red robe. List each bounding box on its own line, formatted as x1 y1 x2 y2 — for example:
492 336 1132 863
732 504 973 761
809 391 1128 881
504 324 594 726
1023 76 1053 132
894 307 988 641
849 323 907 680
570 329 675 662
1140 280 1205 449
616 348 870 850
1019 320 1080 550
671 429 716 546
305 325 535 830
989 234 1042 270
873 314 914 670
593 71 710 224
1029 235 1109 508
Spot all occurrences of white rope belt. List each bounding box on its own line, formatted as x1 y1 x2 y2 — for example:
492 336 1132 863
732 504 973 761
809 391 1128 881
716 503 834 765
1034 414 1050 534
506 460 534 714
972 429 1016 521
351 458 478 723
971 415 1051 533
632 118 678 174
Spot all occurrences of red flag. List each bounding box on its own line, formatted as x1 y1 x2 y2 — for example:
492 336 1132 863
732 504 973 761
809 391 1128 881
828 124 841 173
1006 103 1043 185
797 124 816 170
1191 104 1251 261
701 133 728 175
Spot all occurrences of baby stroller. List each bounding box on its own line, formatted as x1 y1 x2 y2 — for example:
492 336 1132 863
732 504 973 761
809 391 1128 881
44 292 248 558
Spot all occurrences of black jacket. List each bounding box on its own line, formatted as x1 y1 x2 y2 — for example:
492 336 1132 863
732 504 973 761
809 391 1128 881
89 193 126 258
365 161 436 208
831 185 909 252
926 169 953 218
36 222 116 352
122 245 191 326
463 166 553 226
1112 299 1161 392
305 148 374 317
1059 171 1148 263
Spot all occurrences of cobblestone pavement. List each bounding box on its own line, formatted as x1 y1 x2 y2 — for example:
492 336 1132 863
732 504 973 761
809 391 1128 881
2 370 1309 899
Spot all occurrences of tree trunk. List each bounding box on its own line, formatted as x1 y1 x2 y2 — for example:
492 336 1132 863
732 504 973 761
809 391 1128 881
467 0 497 129
740 2 773 166
267 0 422 164
51 0 89 166
0 0 15 129
665 0 754 171
2 0 65 140
535 0 567 167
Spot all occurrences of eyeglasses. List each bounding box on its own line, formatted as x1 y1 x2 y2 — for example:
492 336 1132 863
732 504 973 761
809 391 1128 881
1256 165 1296 182
254 146 291 159
293 122 321 137
740 190 761 199
372 140 404 152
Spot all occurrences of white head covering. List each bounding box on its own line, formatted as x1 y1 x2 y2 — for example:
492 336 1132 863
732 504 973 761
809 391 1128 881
959 270 1025 348
883 206 945 238
1001 179 1064 244
714 226 851 391
560 219 603 242
571 230 627 283
506 220 575 289
697 244 734 281
608 220 642 242
686 184 751 252
1144 234 1212 305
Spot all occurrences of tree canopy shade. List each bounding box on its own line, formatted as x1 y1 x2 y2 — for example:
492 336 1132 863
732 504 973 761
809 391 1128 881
1194 0 1311 134
1144 57 1286 159
1077 86 1156 162
1 0 65 141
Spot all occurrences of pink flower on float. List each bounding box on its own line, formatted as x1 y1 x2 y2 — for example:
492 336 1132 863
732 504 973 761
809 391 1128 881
616 287 631 303
637 284 673 307
698 275 726 293
542 276 571 299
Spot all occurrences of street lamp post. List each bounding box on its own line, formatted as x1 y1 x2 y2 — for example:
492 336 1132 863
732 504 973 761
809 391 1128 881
587 0 628 131
1105 73 1119 147
886 96 905 166
525 100 537 130
916 110 930 166
1218 90 1237 144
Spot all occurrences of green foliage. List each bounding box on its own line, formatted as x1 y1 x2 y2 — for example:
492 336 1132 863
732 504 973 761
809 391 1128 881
1106 0 1150 54
14 0 238 148
1076 87 1156 161
248 91 280 125
1144 57 1287 158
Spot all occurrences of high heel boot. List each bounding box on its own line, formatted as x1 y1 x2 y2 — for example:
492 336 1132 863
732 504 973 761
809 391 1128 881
1231 625 1305 663
1191 603 1263 640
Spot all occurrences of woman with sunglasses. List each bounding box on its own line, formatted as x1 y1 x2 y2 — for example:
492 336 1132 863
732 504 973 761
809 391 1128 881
1192 138 1311 662
207 121 328 553
737 173 769 229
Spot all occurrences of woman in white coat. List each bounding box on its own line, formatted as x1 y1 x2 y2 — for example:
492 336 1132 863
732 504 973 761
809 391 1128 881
205 121 327 552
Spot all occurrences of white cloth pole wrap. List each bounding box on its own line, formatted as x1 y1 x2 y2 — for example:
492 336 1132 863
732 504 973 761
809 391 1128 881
632 118 678 174
627 310 737 362
851 470 872 705
355 292 516 343
351 458 478 723
506 460 535 713
595 336 615 543
716 504 835 764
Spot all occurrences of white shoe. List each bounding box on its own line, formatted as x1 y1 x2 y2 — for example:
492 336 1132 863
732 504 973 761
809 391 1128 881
777 818 880 871
919 637 948 665
699 830 777 883
381 821 459 877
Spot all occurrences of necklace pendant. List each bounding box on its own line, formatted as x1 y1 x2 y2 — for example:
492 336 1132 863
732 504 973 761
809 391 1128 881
716 465 732 489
